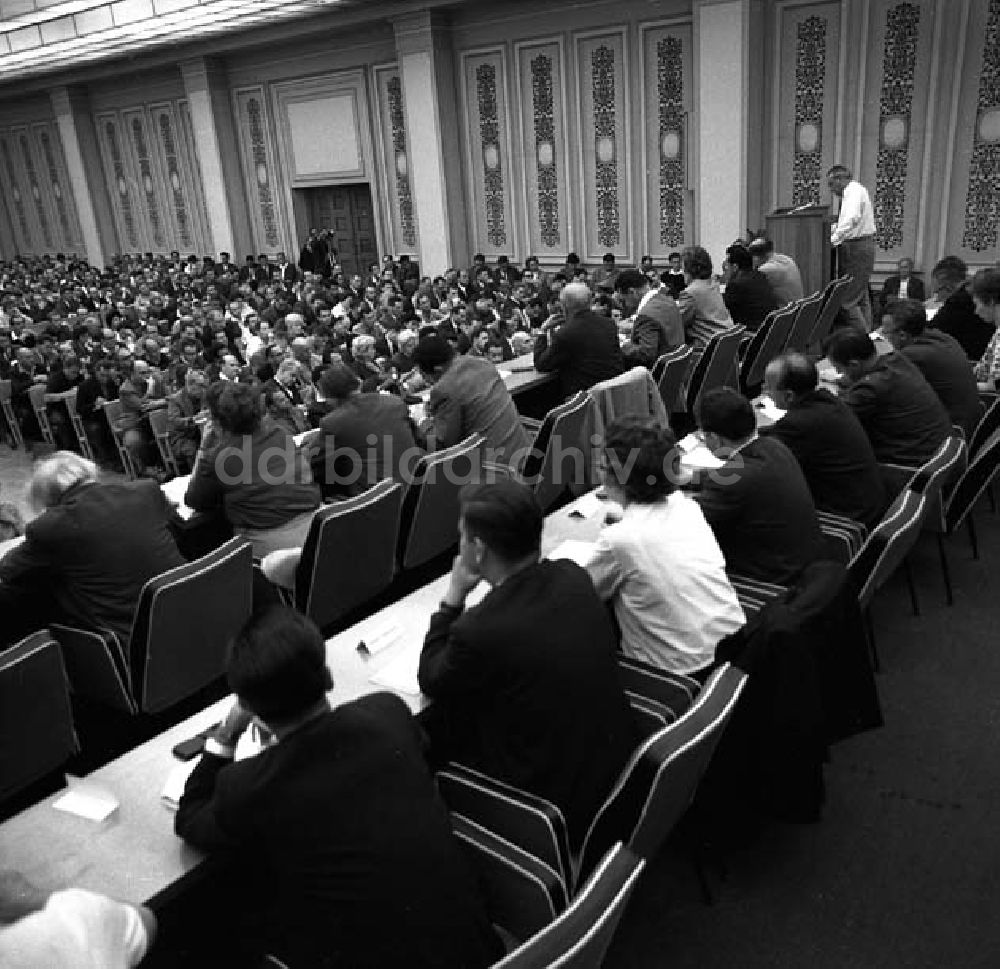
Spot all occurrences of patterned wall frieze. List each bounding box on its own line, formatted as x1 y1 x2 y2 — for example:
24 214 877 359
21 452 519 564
234 88 283 254
873 3 921 251
475 63 507 248
530 51 560 249
385 73 417 249
962 0 1000 252
18 130 53 250
36 125 79 249
126 112 165 249
591 45 620 248
656 35 685 247
177 100 211 254
100 115 139 250
792 15 827 206
0 135 32 251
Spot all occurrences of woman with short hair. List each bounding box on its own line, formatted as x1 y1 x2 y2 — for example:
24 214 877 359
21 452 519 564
677 244 734 349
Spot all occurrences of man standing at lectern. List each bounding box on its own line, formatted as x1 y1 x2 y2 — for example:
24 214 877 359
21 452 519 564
828 164 876 331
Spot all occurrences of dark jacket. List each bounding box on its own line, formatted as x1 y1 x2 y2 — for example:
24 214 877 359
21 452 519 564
312 393 424 498
899 328 981 438
0 480 184 647
880 273 925 315
759 389 886 528
533 309 625 398
185 422 320 530
622 289 684 367
696 436 825 585
841 352 951 466
723 269 780 332
418 560 636 849
932 286 995 361
175 693 502 969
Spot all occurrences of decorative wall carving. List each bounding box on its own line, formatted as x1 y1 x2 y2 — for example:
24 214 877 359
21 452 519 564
962 0 1000 252
154 107 193 248
792 15 827 206
386 74 416 248
128 114 165 248
476 63 507 248
656 36 685 247
102 117 138 249
37 128 75 246
530 52 560 249
0 136 31 249
245 96 280 248
591 45 620 248
873 3 920 251
19 132 52 249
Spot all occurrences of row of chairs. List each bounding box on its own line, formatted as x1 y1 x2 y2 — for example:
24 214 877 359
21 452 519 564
433 659 748 960
647 274 856 421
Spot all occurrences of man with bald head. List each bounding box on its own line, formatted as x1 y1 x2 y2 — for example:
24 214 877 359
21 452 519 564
760 351 886 527
533 281 624 397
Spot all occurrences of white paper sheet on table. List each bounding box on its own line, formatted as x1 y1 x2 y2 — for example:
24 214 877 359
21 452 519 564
568 491 604 520
161 758 199 811
547 540 597 567
370 646 422 696
679 445 725 471
53 775 119 822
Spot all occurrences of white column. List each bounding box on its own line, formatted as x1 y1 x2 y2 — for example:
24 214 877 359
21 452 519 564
694 0 750 267
50 86 115 267
393 12 468 276
180 58 251 258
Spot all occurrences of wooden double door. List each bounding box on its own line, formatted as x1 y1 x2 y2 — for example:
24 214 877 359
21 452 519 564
301 184 378 278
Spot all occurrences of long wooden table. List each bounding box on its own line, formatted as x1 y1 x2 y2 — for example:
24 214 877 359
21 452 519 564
0 492 604 908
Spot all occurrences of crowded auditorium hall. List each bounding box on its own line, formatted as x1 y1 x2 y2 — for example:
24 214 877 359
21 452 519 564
0 0 999 966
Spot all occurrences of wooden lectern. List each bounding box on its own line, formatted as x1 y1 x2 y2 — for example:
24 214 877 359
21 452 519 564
765 206 834 298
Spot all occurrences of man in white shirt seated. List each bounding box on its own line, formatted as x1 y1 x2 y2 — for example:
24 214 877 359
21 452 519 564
586 418 745 674
0 871 155 969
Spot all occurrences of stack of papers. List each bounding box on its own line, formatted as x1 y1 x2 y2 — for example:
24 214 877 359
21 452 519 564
160 474 196 521
370 648 422 696
53 776 119 822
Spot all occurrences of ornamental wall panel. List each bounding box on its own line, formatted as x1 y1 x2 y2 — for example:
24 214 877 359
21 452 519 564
858 0 936 266
32 121 84 254
574 29 630 262
233 85 286 256
0 130 35 254
460 47 516 259
97 111 142 253
640 21 693 257
515 38 570 259
773 2 842 212
374 64 419 257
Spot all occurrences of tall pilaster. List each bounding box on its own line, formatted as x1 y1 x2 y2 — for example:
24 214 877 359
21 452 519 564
50 85 117 268
393 11 468 275
694 0 751 265
180 58 251 258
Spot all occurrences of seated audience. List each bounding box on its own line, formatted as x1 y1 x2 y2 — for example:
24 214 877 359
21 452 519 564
0 870 156 969
0 451 184 648
882 299 980 438
660 251 687 299
176 607 501 969
263 356 311 435
533 280 625 396
747 236 804 306
418 480 636 849
414 335 529 467
722 244 779 332
879 257 925 318
166 367 208 473
614 269 684 366
695 388 824 584
587 419 745 673
118 358 168 477
761 353 886 528
930 255 994 360
185 382 321 558
971 268 1000 390
310 361 424 499
826 328 951 467
677 245 734 348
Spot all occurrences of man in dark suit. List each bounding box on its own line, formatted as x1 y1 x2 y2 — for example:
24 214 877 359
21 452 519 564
0 452 184 648
827 328 951 467
695 388 825 585
882 299 981 438
760 353 886 528
418 481 636 849
929 255 995 360
879 257 925 318
166 368 208 473
615 269 684 367
177 607 501 969
723 244 780 332
533 281 625 398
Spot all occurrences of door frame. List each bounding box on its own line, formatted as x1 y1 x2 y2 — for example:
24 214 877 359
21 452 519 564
294 183 379 278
